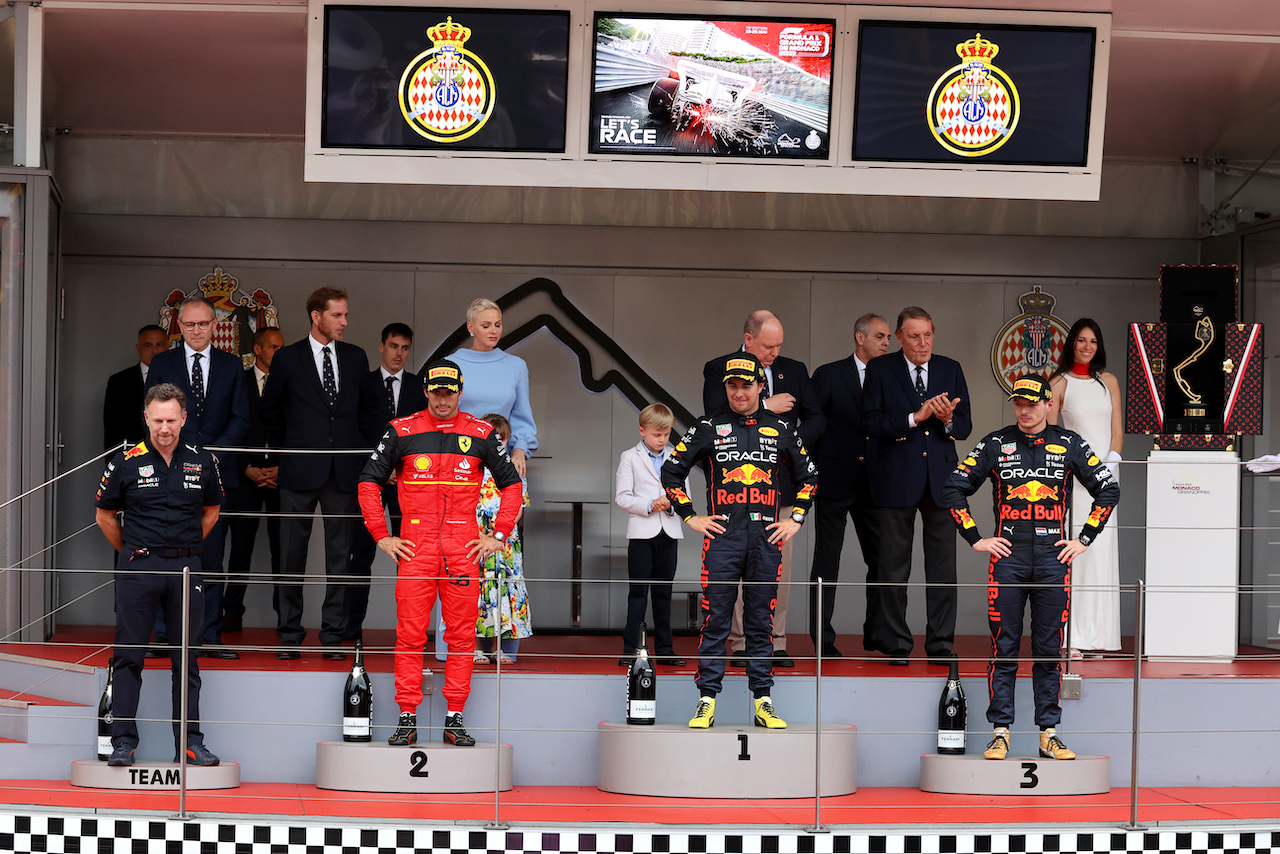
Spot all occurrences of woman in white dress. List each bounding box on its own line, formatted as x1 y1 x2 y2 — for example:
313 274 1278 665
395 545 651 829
1049 318 1123 658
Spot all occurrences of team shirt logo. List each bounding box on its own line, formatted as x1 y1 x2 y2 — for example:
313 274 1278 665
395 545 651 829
927 33 1020 157
1005 480 1059 502
399 17 496 144
458 436 472 453
721 464 772 485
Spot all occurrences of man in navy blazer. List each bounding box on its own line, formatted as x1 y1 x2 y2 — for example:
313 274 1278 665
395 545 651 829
861 306 971 665
347 322 427 643
146 298 250 657
222 326 285 634
809 313 892 658
103 325 169 450
259 287 370 660
701 310 826 667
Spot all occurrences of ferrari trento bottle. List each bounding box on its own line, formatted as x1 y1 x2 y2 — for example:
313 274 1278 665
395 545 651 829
342 641 373 742
97 657 115 760
626 624 657 725
937 656 966 755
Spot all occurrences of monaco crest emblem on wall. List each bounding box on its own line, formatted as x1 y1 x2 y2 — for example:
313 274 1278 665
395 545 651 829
991 286 1070 395
158 268 279 369
399 16 496 144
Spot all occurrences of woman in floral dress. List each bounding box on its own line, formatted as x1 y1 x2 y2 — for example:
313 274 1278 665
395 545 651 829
474 414 532 664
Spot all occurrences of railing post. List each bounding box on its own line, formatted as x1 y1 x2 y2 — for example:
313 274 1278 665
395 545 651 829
807 576 827 833
1122 579 1145 830
486 567 506 830
176 564 191 820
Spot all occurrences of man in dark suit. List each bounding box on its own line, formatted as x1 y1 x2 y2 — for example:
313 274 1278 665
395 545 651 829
862 306 971 666
259 287 370 661
221 326 285 634
347 322 427 643
701 310 826 667
147 298 250 659
809 313 892 658
103 325 169 449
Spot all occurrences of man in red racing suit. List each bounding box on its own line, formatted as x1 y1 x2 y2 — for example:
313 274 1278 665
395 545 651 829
358 359 522 747
942 375 1119 762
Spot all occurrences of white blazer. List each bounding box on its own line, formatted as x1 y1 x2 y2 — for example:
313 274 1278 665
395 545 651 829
615 441 685 540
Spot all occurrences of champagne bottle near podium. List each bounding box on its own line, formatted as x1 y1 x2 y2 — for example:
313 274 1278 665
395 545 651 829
97 657 115 761
343 641 373 743
626 624 656 725
936 656 966 754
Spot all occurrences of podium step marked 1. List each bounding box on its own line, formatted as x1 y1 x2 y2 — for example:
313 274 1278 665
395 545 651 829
70 761 241 790
920 753 1110 795
315 741 513 793
597 722 857 798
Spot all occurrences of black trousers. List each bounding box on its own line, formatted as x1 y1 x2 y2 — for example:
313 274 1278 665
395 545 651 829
277 477 356 647
809 469 880 652
874 484 957 657
623 531 679 655
222 483 281 623
346 484 401 641
113 550 204 750
153 517 224 646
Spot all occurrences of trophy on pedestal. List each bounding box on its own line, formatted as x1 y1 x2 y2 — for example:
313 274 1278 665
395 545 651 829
1125 265 1264 450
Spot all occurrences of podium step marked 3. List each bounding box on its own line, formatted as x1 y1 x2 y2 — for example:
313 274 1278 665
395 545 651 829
920 753 1110 795
597 722 857 798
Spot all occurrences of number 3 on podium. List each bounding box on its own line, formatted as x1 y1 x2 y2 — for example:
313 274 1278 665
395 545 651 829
1020 762 1038 789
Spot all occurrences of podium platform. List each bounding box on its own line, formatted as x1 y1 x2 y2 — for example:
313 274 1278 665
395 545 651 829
315 741 513 793
920 753 1110 795
597 722 857 798
70 760 241 790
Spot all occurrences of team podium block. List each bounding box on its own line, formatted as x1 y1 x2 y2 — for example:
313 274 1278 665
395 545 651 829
70 760 241 790
597 722 857 798
920 753 1110 795
315 741 513 793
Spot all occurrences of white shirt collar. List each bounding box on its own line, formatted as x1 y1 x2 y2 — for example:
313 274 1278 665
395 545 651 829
309 333 332 356
904 353 929 373
380 366 404 382
184 342 213 361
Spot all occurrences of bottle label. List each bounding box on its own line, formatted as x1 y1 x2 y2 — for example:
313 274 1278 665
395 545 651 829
343 717 371 736
97 735 113 757
628 700 656 719
937 730 965 749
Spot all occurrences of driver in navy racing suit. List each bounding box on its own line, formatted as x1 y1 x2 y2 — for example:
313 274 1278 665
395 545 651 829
662 353 819 731
941 375 1118 762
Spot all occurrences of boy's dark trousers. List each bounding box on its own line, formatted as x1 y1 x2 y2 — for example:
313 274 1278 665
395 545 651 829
623 532 678 654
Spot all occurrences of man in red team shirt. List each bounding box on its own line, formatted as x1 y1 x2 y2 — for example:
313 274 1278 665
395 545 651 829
358 359 522 746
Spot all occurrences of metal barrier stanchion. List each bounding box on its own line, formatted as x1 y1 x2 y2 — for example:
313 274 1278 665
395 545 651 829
807 577 827 833
1123 578 1145 830
487 566 506 830
176 563 192 821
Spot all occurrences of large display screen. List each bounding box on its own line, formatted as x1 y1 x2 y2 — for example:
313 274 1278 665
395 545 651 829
853 21 1096 166
588 13 836 159
322 6 570 152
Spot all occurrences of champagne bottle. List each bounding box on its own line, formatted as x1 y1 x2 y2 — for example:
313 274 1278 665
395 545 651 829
342 641 373 742
97 657 115 761
626 623 656 725
936 655 966 755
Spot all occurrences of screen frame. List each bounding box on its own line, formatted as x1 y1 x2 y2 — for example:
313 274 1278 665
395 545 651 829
304 1 1111 201
583 7 841 163
835 5 1111 199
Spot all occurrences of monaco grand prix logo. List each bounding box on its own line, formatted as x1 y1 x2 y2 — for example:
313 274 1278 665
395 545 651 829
399 16 495 143
927 33 1020 158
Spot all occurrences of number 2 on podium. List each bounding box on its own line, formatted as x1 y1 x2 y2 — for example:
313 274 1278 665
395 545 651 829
738 734 751 761
410 750 429 777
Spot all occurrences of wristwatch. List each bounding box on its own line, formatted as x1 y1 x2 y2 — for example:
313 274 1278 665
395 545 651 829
492 531 506 543
790 511 805 525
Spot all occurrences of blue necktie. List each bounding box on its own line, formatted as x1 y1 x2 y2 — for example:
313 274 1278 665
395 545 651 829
385 376 397 417
915 365 926 399
322 346 338 407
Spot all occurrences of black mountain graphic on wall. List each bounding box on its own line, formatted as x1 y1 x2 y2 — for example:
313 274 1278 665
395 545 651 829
422 277 695 426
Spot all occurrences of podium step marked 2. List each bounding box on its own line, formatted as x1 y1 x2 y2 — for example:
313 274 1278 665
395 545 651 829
597 722 857 798
920 753 1110 795
315 741 513 793
69 761 241 790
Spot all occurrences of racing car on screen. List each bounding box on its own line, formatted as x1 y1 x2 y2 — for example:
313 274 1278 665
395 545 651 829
647 59 773 145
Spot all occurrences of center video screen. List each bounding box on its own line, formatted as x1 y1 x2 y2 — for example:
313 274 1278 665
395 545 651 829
588 13 836 159
322 6 570 152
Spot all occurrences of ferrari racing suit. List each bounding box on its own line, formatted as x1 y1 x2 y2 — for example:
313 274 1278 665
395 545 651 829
942 424 1118 728
359 410 522 712
661 405 818 698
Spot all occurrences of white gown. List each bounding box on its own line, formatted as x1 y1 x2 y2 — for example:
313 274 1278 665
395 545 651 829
1060 373 1121 651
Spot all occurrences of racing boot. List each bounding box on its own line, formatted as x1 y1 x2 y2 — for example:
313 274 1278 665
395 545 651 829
388 712 417 746
984 727 1010 760
1039 728 1076 760
688 696 715 729
753 696 787 729
444 712 476 747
